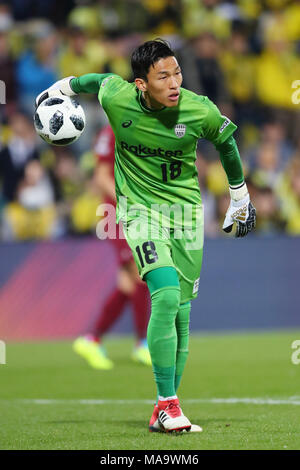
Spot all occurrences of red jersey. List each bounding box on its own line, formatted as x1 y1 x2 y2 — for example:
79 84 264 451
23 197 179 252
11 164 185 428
94 125 133 265
94 125 116 207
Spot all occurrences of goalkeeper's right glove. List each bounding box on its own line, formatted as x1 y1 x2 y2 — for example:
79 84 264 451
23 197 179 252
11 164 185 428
35 76 77 108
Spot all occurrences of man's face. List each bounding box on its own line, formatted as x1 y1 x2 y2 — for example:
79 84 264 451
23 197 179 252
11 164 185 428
135 56 183 109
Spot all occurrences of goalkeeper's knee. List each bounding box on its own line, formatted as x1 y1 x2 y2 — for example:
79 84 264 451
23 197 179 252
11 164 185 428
145 266 181 326
150 287 181 323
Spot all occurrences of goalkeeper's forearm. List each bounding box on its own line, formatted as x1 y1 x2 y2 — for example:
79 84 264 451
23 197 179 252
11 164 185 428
70 73 114 94
219 136 256 236
215 136 244 188
36 73 114 107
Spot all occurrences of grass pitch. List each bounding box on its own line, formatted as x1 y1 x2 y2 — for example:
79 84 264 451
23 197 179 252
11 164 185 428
0 330 300 450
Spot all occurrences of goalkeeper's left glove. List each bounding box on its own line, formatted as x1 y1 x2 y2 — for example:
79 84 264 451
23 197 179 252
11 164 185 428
35 76 77 108
222 182 256 238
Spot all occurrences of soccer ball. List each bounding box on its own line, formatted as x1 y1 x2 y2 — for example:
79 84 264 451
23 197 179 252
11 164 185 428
33 95 86 146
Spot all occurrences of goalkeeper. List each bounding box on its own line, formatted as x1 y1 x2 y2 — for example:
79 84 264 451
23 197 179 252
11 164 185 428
36 39 256 433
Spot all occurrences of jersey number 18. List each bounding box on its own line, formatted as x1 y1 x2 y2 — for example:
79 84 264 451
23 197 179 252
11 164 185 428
160 161 182 182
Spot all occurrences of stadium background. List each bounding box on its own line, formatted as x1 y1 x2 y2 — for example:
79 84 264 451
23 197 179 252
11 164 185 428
0 0 299 340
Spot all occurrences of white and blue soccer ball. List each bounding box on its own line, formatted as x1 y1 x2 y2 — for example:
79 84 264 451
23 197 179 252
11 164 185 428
33 95 86 146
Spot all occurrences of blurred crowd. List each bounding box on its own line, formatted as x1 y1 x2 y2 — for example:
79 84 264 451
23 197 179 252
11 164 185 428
0 0 300 241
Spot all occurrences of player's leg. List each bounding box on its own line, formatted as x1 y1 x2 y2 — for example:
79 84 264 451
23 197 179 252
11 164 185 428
126 260 151 366
172 209 204 383
160 219 204 432
144 263 202 433
172 301 203 433
145 266 191 432
73 266 133 369
73 234 134 370
94 266 134 335
175 301 191 394
172 227 204 389
145 266 180 399
124 219 180 400
122 214 195 431
114 224 150 361
146 272 201 433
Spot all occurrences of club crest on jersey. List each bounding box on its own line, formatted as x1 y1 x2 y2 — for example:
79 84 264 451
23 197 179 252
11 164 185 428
174 124 186 138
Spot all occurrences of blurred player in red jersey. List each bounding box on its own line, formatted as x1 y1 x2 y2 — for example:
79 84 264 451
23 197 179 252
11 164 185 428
73 125 151 369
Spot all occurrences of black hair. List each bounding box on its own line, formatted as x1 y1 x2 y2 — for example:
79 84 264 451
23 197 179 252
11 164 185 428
131 38 175 81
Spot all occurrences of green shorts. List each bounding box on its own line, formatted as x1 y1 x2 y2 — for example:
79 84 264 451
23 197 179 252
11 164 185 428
122 210 204 303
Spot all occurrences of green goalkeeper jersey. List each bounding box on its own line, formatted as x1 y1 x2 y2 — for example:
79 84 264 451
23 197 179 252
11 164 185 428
75 74 238 227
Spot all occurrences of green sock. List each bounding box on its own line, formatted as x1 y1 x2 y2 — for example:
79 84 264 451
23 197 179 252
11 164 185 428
146 286 181 399
175 301 191 394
